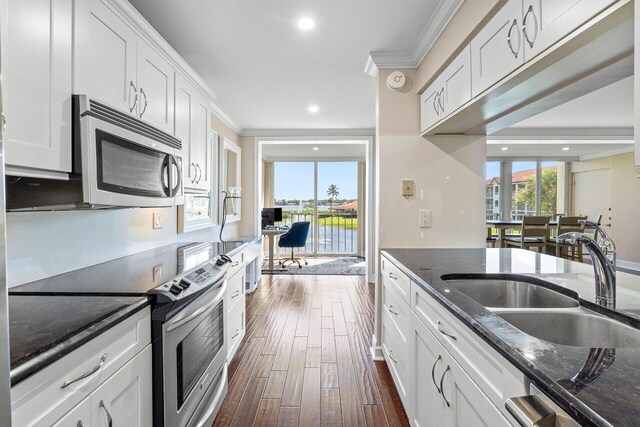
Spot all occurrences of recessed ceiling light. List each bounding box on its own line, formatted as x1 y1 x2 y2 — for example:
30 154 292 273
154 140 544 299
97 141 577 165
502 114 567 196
297 17 315 31
562 147 570 151
307 105 319 113
312 147 319 151
501 147 509 151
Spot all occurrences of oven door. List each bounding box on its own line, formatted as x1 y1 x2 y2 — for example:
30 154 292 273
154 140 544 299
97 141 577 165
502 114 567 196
81 115 182 207
162 280 227 427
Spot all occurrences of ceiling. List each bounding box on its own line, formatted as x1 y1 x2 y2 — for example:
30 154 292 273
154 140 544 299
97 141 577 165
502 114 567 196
262 141 367 161
129 0 444 131
487 141 634 160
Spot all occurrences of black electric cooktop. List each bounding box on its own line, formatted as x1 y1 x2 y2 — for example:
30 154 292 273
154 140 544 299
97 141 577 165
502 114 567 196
9 241 246 296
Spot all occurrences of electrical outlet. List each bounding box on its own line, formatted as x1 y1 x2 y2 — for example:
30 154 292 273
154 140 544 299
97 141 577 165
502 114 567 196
419 210 432 228
153 212 164 229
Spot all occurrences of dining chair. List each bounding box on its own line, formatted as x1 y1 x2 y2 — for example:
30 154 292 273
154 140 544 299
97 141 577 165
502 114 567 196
547 216 587 260
504 216 550 252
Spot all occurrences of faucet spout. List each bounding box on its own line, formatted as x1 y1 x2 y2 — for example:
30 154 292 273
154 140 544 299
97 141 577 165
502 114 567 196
557 226 616 309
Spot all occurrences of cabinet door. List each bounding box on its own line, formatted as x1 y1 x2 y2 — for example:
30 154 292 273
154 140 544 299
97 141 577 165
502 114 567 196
441 46 472 118
522 0 617 61
412 312 446 427
90 345 152 427
441 356 511 427
175 73 197 187
192 92 211 191
52 397 91 427
420 79 442 133
1 0 72 173
471 0 525 97
74 0 137 113
137 40 175 134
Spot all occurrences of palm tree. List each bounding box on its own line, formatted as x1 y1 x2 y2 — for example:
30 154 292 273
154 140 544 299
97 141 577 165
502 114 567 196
326 184 340 212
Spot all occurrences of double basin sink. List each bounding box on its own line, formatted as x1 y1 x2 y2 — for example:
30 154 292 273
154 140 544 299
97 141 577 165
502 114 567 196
443 278 640 348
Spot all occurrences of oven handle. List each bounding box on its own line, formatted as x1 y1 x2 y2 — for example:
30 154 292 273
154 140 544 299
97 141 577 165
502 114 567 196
166 280 227 332
194 365 228 427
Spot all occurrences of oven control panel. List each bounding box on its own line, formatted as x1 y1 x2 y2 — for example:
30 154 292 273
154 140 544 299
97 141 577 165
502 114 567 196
150 256 230 303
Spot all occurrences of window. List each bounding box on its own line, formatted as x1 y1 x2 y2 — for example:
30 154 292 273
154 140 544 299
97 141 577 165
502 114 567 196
486 160 567 220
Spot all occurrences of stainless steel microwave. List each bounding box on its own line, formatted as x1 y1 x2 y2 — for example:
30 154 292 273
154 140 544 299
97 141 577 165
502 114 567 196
6 95 183 211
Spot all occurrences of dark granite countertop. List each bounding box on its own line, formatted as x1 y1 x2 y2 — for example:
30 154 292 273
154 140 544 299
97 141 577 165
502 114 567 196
9 295 149 386
381 248 640 427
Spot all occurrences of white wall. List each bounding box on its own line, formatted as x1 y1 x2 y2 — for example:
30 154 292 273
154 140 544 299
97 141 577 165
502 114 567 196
7 207 178 286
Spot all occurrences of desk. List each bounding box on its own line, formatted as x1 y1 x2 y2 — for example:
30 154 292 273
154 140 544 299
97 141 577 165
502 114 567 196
262 228 287 272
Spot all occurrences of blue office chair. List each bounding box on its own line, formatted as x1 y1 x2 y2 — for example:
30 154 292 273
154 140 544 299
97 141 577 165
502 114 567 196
278 221 310 268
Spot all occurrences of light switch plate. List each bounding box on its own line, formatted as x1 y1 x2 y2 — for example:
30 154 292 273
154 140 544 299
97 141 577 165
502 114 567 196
419 210 432 228
153 212 164 229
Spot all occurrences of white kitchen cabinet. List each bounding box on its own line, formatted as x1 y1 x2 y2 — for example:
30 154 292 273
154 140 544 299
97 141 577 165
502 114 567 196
441 45 472 118
0 0 73 174
522 0 618 61
412 311 511 427
91 345 152 427
136 39 175 134
52 396 91 427
227 264 246 360
420 78 443 133
175 73 198 186
471 0 525 97
74 0 138 113
190 91 212 191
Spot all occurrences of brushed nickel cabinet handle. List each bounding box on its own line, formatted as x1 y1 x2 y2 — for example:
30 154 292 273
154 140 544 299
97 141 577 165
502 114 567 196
388 305 398 316
231 290 240 299
388 272 398 280
507 19 520 59
522 5 536 49
139 88 148 117
231 329 240 339
440 365 451 407
60 353 107 389
99 400 113 427
437 320 457 340
431 354 442 394
128 81 138 113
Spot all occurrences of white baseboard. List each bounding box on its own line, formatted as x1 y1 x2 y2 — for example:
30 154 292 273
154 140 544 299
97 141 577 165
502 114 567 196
617 259 640 274
370 345 384 361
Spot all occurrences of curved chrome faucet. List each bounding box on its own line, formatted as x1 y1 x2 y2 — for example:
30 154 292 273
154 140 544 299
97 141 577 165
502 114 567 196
556 221 616 309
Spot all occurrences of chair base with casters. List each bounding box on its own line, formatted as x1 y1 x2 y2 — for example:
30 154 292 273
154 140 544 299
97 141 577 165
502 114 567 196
277 221 311 269
279 249 309 268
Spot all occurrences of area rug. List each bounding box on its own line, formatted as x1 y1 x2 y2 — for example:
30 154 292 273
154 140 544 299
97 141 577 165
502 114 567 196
263 257 366 276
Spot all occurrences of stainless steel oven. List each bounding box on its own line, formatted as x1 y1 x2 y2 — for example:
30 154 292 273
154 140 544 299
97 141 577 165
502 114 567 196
6 95 183 210
151 257 231 427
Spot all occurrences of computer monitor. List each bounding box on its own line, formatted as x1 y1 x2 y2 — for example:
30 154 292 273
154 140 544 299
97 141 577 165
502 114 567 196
261 207 283 228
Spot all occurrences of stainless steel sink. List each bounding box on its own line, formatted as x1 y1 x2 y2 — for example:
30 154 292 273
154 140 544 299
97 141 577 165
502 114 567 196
497 309 640 348
444 279 579 309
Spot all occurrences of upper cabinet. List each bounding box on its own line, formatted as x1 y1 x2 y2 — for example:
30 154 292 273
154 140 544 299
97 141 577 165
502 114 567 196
136 40 175 134
470 0 525 97
192 92 212 191
74 0 138 114
522 0 618 60
1 0 73 175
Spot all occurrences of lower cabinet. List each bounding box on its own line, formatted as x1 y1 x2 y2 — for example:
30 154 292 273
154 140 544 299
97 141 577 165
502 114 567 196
412 311 510 426
226 266 246 360
51 396 91 427
90 345 153 427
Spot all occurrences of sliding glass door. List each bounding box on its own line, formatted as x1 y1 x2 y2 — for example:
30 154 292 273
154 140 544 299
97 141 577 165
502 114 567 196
273 161 359 255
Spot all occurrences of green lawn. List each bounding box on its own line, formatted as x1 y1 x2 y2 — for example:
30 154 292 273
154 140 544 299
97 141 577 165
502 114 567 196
318 216 358 229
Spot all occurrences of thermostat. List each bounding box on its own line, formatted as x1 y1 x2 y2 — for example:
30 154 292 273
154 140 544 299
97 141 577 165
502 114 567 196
387 71 406 91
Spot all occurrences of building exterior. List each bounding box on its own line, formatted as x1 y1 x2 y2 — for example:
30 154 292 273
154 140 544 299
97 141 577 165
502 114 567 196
486 168 540 220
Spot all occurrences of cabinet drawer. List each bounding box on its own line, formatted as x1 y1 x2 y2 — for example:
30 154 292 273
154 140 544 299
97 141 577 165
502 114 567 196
410 282 528 412
381 310 411 408
227 304 245 360
11 307 151 427
228 250 246 278
382 277 410 348
380 256 411 304
227 269 245 314
52 395 90 427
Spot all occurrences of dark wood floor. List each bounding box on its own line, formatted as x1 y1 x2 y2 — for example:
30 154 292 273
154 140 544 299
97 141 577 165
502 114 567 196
213 274 409 426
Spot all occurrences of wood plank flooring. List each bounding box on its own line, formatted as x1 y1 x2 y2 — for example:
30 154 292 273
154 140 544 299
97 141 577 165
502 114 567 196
213 275 409 426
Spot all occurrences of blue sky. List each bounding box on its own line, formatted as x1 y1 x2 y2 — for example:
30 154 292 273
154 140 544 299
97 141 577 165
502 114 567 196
274 162 358 200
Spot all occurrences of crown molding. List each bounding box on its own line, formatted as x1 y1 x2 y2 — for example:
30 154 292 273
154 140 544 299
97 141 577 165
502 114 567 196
210 101 243 134
240 128 376 138
366 0 465 71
